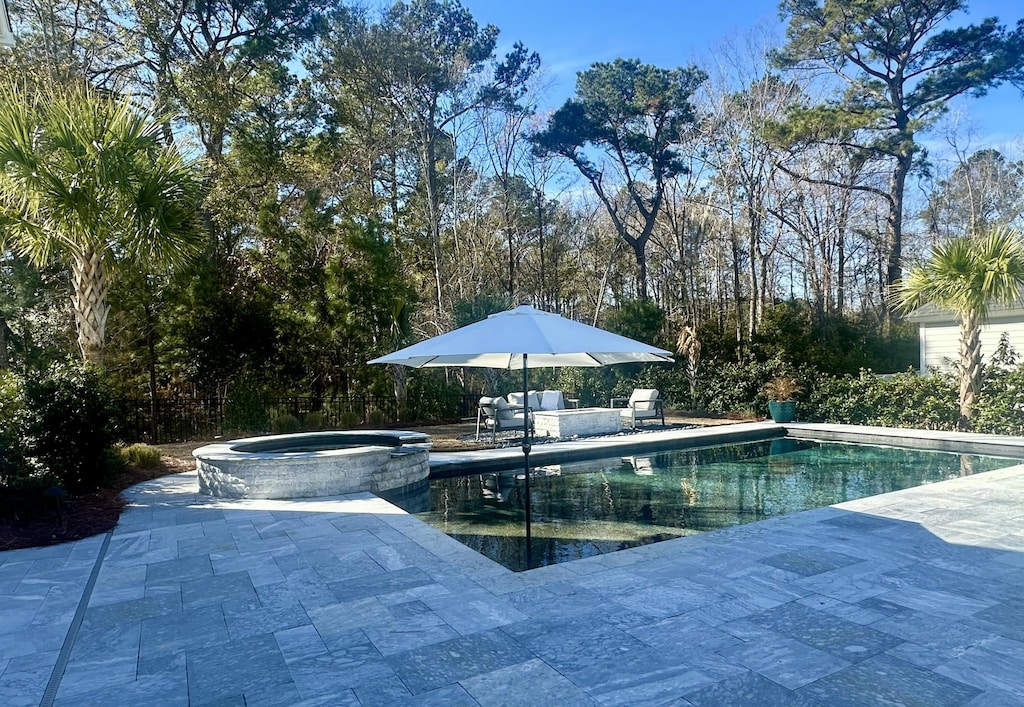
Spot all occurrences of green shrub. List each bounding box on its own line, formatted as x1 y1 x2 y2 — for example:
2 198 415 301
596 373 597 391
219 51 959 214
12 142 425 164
21 364 120 493
366 409 386 426
803 369 958 429
0 429 29 486
407 371 462 420
338 411 361 428
271 413 301 434
122 443 162 469
0 472 61 520
974 365 1024 434
694 356 797 415
302 411 326 430
104 445 127 477
223 379 269 433
0 371 29 485
555 366 617 408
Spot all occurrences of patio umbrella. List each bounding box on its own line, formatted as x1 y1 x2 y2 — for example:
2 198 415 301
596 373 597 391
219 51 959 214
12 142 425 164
369 304 674 566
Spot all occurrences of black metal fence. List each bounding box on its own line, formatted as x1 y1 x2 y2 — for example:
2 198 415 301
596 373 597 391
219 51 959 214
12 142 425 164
115 393 483 444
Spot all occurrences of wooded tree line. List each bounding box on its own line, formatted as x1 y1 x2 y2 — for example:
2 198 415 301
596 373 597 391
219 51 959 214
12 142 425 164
1 0 1023 409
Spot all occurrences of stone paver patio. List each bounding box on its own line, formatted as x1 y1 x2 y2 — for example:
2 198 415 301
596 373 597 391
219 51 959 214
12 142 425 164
3 422 1024 706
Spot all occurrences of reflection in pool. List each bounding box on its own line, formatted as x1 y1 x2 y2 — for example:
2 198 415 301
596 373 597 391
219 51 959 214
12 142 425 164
382 439 1023 572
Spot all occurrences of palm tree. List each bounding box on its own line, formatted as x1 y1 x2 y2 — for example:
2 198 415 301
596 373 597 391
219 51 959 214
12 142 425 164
893 227 1024 428
0 82 203 365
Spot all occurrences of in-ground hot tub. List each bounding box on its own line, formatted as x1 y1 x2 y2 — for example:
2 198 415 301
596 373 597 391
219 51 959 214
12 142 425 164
193 430 431 499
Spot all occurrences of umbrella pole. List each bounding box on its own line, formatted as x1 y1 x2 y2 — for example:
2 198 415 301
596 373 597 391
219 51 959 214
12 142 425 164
522 354 532 569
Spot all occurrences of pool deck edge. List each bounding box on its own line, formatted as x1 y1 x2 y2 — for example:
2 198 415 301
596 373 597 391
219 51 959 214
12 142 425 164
429 421 1024 476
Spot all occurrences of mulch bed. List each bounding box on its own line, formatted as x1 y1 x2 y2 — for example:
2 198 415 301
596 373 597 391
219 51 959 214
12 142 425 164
0 457 193 552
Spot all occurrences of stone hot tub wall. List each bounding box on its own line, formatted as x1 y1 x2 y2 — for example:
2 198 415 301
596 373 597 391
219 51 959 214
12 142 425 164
193 431 431 499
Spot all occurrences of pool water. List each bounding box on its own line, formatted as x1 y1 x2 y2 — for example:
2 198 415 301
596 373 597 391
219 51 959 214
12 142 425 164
384 438 1023 572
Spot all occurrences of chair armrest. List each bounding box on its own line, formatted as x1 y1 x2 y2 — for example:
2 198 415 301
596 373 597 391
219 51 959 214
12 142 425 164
609 397 628 408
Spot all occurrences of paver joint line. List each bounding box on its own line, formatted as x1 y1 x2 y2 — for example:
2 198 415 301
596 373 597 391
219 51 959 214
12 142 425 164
37 530 113 707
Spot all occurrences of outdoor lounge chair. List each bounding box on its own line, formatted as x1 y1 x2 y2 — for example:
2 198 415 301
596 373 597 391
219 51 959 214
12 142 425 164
476 396 532 442
610 388 665 429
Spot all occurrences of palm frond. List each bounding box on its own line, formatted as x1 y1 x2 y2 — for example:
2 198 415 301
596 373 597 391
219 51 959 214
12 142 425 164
893 228 1024 320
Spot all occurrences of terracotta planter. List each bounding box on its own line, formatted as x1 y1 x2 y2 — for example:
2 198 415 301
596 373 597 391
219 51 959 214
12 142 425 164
768 400 796 423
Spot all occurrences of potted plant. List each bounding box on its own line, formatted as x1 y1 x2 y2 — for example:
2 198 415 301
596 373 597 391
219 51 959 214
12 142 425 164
764 377 803 423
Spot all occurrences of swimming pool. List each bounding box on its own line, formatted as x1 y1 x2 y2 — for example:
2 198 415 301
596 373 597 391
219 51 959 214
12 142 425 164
383 438 1024 571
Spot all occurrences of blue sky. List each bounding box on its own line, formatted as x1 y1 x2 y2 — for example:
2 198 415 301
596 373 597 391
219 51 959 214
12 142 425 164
460 0 1024 145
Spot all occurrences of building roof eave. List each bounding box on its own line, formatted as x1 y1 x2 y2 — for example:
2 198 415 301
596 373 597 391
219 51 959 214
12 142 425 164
906 300 1024 325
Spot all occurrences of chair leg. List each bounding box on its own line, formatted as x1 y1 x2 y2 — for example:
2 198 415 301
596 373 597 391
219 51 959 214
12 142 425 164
476 409 483 441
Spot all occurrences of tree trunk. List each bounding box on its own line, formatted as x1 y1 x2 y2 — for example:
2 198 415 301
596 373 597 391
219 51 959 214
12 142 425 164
729 227 744 353
420 124 445 325
958 310 983 429
837 216 847 314
593 240 620 326
502 175 515 297
746 206 760 338
886 152 911 291
389 363 408 421
536 188 545 308
71 248 109 366
633 240 649 300
390 149 401 233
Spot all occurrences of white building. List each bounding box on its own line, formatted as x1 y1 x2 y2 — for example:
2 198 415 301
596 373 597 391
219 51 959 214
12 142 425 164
905 302 1024 373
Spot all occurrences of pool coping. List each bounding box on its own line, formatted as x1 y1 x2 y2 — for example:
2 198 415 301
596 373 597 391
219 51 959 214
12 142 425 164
428 421 1024 476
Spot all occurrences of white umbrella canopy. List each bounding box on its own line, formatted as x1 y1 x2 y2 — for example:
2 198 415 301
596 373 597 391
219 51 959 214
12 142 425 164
368 304 675 368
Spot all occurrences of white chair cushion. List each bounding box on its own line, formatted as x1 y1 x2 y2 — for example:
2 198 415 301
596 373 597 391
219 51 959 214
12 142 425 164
507 391 541 410
540 390 564 411
629 388 660 412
